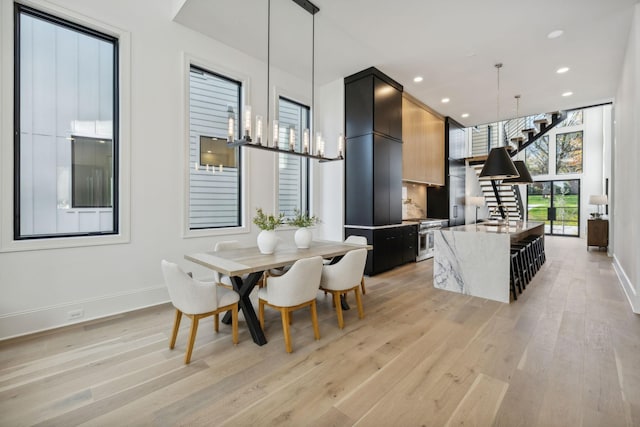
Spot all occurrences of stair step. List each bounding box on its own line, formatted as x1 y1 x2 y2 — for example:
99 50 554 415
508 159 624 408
533 118 549 125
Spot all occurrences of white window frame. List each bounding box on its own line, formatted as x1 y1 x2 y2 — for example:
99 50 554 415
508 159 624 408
0 0 131 252
182 53 251 238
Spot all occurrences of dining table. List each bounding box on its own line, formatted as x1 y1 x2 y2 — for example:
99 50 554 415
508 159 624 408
184 239 372 345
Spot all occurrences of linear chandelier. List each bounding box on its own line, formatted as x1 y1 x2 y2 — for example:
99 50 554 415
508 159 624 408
227 0 343 163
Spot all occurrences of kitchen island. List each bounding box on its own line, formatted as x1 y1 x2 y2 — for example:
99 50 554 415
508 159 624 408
433 221 544 303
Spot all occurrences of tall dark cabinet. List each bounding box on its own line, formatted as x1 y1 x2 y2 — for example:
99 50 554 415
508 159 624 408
345 67 403 226
344 67 415 275
427 117 467 226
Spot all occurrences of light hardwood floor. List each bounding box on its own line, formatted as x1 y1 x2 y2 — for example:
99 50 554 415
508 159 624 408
1 236 638 426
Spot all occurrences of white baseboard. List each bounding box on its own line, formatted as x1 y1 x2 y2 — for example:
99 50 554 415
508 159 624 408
0 285 170 340
613 255 640 314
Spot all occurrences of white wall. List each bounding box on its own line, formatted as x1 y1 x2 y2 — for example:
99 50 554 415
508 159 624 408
313 78 344 241
613 3 640 313
0 0 340 339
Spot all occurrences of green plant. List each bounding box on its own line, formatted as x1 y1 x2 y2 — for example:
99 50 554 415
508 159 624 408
286 209 318 228
253 208 284 231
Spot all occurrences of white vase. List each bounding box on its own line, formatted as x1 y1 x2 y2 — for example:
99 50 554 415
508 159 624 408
257 230 278 254
294 227 312 249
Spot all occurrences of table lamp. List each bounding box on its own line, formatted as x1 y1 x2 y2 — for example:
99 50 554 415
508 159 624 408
468 196 486 223
588 194 607 219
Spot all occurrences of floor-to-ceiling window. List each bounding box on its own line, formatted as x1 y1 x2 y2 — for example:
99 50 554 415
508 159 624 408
525 110 584 237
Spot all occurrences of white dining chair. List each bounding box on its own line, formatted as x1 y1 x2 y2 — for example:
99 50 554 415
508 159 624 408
258 256 323 353
161 260 239 364
212 240 241 289
319 248 368 329
344 235 368 295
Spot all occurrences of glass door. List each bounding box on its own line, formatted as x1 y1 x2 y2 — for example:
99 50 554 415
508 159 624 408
527 180 580 236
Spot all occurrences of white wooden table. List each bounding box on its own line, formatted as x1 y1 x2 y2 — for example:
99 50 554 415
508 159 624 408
185 240 371 345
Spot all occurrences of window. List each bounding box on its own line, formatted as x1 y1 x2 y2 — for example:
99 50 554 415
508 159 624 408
556 131 583 174
277 97 310 218
558 110 583 127
14 4 118 239
524 135 549 175
188 65 242 229
71 136 113 208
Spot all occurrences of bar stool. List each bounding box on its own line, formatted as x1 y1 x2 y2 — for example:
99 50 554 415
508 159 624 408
511 245 530 286
511 241 535 282
509 250 523 300
522 235 543 271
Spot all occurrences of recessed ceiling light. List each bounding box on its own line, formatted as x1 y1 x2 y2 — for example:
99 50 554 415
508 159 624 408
461 113 470 118
441 98 450 103
547 29 564 39
562 91 573 97
557 67 570 74
413 76 423 83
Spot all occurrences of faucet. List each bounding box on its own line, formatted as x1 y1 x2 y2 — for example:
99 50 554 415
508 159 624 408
491 205 509 225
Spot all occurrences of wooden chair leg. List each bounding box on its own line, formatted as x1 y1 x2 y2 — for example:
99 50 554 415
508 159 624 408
281 308 293 353
170 309 182 349
333 292 345 329
214 313 219 333
231 305 238 345
310 300 320 340
259 299 265 329
354 288 364 319
185 315 200 364
360 276 366 295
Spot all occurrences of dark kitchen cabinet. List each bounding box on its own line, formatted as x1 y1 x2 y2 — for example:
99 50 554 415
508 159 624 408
345 224 416 276
403 224 418 263
345 68 402 141
345 134 402 226
427 117 467 226
345 67 403 228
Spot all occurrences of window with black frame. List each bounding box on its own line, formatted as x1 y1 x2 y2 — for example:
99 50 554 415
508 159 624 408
277 97 310 218
188 65 242 229
14 4 118 239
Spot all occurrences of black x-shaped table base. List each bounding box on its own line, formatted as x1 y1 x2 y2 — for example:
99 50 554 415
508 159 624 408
221 271 267 345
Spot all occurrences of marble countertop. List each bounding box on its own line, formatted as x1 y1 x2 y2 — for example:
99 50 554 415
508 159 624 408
445 221 545 235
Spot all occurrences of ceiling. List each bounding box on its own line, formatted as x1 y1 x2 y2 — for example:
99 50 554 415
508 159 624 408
174 0 639 127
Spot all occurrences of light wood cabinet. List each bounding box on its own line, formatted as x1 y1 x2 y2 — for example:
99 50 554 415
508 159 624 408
402 94 445 185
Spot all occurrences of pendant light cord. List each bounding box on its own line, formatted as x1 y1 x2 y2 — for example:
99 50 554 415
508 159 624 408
495 63 502 146
514 94 520 154
266 0 271 145
311 11 315 145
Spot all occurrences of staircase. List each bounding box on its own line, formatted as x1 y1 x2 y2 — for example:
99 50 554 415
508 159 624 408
467 110 567 220
472 164 522 220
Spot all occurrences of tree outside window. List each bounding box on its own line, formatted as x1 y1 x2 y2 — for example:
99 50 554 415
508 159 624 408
525 135 549 175
556 131 583 174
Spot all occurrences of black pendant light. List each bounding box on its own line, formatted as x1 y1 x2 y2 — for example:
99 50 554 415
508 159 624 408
480 146 519 179
502 95 533 184
479 64 519 180
503 160 533 184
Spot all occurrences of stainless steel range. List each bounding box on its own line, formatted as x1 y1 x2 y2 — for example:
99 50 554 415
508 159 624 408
408 218 449 261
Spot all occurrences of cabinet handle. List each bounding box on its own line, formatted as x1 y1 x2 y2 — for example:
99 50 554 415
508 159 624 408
453 205 458 218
